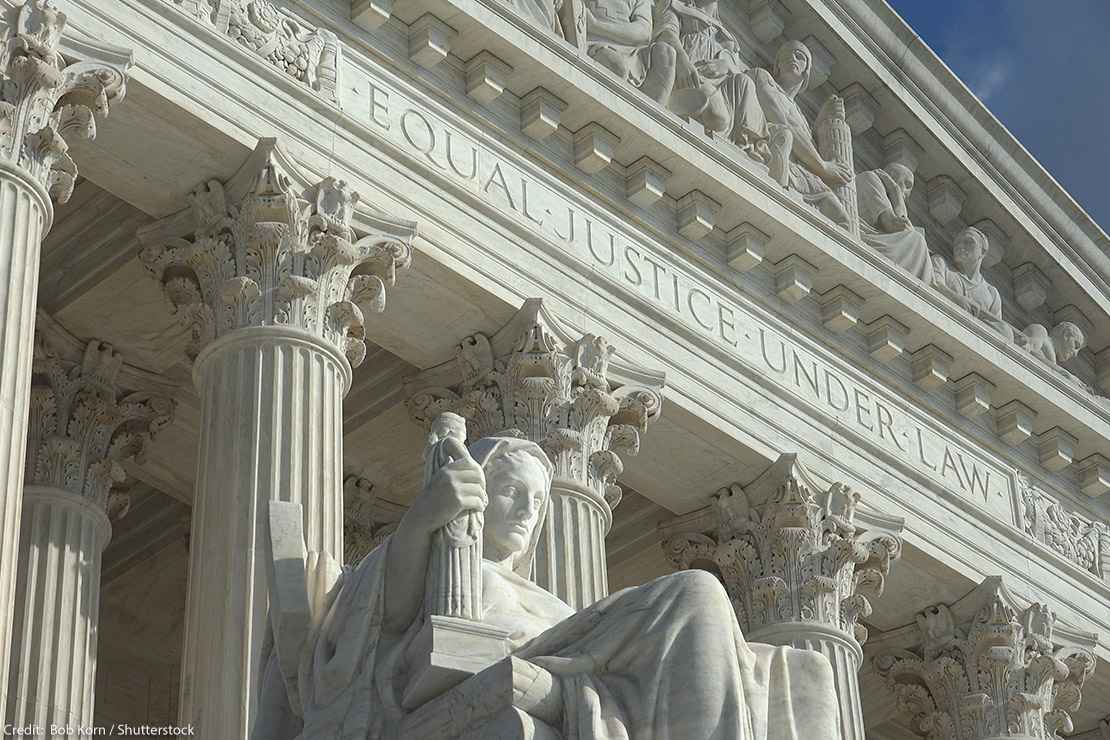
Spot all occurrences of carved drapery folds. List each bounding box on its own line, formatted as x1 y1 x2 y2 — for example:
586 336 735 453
406 298 663 510
0 0 131 204
139 139 413 366
661 454 902 645
167 0 341 104
1018 474 1105 578
28 318 173 513
875 578 1098 740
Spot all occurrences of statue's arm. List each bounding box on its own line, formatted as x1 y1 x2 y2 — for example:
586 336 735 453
587 4 652 47
384 436 487 633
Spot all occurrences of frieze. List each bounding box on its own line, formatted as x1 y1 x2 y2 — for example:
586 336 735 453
1018 473 1106 579
164 0 341 103
344 68 1021 522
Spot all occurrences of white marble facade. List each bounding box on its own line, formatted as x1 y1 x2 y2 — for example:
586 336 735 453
0 0 1107 738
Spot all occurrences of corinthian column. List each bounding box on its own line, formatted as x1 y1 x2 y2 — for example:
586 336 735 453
662 454 904 740
7 319 172 734
407 299 664 609
0 2 130 722
139 140 414 738
874 577 1098 740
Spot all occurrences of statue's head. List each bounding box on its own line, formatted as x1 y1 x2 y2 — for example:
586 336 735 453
1050 321 1085 362
952 226 989 274
469 437 554 574
773 40 812 93
884 162 915 199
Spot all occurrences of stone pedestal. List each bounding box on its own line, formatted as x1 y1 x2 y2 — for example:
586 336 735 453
662 453 904 740
139 139 414 738
0 3 130 719
6 329 170 734
407 299 663 610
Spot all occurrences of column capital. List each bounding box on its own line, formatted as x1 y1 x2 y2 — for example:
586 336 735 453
405 298 665 509
138 138 416 367
874 577 1098 740
28 314 174 518
343 474 403 564
662 453 904 646
0 1 131 208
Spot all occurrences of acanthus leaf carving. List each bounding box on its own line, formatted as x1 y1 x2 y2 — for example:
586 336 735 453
27 326 174 511
660 453 902 644
405 299 663 508
875 578 1097 740
0 0 131 203
138 140 414 363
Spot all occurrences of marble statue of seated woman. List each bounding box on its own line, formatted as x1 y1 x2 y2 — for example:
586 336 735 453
259 434 841 739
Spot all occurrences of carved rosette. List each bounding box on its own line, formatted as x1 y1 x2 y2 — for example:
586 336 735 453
26 331 173 514
139 140 413 367
0 0 130 204
875 579 1098 740
406 298 664 509
662 454 902 645
1017 474 1104 577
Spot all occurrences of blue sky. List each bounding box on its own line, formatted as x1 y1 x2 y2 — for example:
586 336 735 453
887 0 1110 232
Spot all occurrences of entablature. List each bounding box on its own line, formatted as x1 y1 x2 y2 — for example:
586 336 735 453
56 0 1110 626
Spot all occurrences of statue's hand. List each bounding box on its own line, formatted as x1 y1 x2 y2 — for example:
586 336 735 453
408 437 487 535
822 159 853 185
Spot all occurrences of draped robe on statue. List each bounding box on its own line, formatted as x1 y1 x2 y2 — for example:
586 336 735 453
290 437 842 739
855 168 933 282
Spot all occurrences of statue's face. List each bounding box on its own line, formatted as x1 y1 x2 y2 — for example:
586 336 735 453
894 167 914 198
483 456 548 560
953 230 986 272
776 44 810 85
1055 327 1084 362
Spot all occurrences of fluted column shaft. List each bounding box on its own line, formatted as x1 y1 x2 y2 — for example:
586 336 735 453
0 168 49 723
7 487 110 737
749 622 864 740
534 480 610 610
179 327 348 738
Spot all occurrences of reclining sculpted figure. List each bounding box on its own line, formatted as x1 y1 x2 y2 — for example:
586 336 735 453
259 419 841 739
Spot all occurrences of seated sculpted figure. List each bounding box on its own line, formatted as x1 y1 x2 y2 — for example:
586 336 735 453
652 0 766 152
855 163 933 282
262 432 841 739
583 0 676 105
744 41 853 228
931 226 1013 340
1017 321 1089 388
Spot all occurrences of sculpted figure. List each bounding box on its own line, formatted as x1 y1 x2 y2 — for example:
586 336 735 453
855 163 933 282
582 0 676 104
1017 321 1089 387
745 41 853 228
260 433 841 739
931 226 1012 340
653 0 765 152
